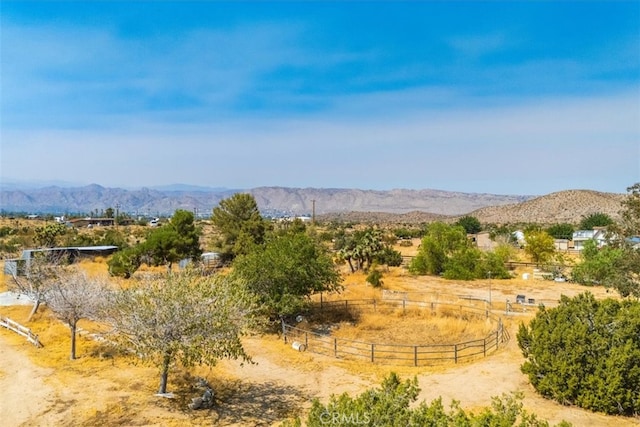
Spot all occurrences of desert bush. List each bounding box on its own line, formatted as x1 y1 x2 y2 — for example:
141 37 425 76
517 292 640 416
365 268 384 288
284 373 569 426
374 246 403 267
107 247 142 279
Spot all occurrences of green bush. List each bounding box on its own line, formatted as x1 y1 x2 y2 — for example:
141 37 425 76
107 247 141 278
283 373 570 426
517 293 640 415
365 268 384 288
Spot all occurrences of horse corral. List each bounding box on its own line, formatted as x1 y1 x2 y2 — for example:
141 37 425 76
283 297 508 367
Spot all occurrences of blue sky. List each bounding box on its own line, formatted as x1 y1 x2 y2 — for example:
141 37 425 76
1 1 639 195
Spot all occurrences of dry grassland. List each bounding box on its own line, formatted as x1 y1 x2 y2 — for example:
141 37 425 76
0 248 637 426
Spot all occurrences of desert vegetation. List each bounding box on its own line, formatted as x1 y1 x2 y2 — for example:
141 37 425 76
1 184 639 425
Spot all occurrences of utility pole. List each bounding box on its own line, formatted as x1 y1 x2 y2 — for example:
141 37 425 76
115 203 121 229
311 199 316 226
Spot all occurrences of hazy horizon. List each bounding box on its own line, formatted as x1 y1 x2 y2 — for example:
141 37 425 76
2 2 639 195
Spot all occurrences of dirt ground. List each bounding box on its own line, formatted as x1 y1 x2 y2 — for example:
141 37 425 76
1 265 639 426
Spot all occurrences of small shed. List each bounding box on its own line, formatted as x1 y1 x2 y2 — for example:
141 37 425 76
3 245 119 276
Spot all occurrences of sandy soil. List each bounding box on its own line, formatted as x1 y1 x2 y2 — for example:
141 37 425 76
0 340 56 426
1 270 638 426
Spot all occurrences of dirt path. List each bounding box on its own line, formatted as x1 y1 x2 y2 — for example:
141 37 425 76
413 327 636 427
0 335 55 426
216 331 638 427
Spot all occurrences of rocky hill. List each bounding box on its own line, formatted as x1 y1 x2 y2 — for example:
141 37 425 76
318 189 626 225
468 190 625 225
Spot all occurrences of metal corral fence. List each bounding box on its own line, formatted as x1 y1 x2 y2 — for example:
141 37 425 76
283 299 509 367
0 316 43 347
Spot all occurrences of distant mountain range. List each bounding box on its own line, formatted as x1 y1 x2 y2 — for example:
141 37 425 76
0 183 625 224
0 183 531 217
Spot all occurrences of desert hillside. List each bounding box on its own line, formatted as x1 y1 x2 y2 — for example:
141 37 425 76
318 190 626 225
469 190 625 225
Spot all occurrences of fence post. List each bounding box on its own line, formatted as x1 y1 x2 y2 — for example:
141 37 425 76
371 344 375 362
454 344 458 364
305 332 308 348
402 299 406 314
373 299 376 312
334 338 338 357
483 338 486 357
281 317 287 343
320 293 323 309
414 346 418 367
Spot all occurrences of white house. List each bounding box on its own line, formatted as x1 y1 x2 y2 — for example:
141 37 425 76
572 228 608 251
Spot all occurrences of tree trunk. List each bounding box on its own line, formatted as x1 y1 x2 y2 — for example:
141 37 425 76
70 321 77 360
27 299 41 322
347 259 355 273
158 352 171 394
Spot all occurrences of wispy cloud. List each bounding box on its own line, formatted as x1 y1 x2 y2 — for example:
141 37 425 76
1 2 638 195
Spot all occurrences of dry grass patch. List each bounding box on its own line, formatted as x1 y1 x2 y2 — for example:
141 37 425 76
0 303 225 426
331 307 496 346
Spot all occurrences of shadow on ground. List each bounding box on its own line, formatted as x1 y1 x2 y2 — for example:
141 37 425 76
211 380 308 426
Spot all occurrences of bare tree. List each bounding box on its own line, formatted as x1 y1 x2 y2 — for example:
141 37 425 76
104 271 259 394
8 253 64 321
46 270 110 360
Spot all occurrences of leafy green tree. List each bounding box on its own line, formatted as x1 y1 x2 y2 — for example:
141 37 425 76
104 271 258 394
579 212 613 230
285 372 568 426
409 222 468 275
523 230 556 266
611 247 640 298
617 182 640 236
34 222 67 247
517 293 640 415
567 184 640 297
410 222 511 280
105 207 115 218
455 215 482 234
374 246 403 267
570 239 623 286
546 223 574 240
478 250 512 279
140 209 202 271
211 193 266 262
443 246 481 280
232 231 342 319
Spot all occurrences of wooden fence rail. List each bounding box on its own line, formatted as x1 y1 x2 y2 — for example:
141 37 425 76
283 299 508 367
0 316 43 348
